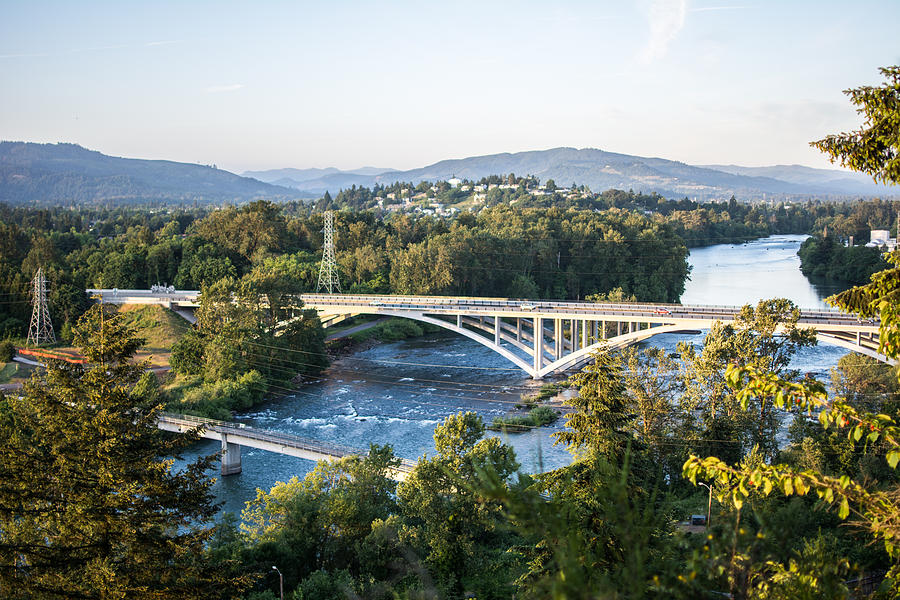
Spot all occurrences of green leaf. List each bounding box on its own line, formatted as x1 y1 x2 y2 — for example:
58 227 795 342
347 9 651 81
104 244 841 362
782 478 794 496
888 449 900 469
838 498 850 519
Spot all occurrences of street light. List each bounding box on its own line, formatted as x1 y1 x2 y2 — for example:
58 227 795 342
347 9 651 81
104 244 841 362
698 482 712 528
272 565 283 600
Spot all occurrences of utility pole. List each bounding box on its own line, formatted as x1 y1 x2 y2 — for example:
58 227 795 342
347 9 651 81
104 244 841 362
27 267 56 346
317 210 342 294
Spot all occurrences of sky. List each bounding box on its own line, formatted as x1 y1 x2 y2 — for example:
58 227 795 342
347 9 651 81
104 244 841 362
1 0 898 174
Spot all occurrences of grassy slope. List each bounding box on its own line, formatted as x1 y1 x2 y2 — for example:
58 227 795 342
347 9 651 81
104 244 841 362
115 304 192 367
0 361 37 384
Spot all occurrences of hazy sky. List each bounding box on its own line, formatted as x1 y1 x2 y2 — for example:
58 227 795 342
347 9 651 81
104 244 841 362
2 0 898 173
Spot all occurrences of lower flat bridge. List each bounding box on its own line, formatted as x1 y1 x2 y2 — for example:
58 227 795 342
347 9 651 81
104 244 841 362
157 412 416 481
90 289 891 379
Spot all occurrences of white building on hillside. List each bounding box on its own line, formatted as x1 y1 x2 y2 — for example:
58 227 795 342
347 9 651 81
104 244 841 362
867 229 897 251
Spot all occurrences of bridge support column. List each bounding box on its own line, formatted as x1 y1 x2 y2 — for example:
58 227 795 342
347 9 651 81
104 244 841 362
582 320 588 349
570 319 576 350
516 319 522 343
617 322 622 336
555 319 563 360
533 317 543 375
221 434 242 476
457 314 462 328
494 316 500 345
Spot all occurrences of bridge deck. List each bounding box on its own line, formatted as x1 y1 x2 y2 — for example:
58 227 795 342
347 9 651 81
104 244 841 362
90 290 890 377
157 413 416 479
88 289 877 329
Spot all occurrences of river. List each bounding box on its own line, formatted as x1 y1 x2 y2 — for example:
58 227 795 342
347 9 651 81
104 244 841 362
184 234 852 516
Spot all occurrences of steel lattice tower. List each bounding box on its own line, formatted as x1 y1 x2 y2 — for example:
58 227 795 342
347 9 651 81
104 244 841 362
27 267 56 346
317 211 342 293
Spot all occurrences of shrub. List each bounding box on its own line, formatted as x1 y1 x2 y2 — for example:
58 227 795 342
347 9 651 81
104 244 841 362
0 340 14 362
175 370 267 419
170 332 204 375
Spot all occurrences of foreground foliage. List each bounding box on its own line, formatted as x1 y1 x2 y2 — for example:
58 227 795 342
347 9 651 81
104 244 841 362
0 305 247 598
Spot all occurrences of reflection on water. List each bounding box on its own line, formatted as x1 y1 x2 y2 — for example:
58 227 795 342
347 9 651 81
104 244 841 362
183 234 851 516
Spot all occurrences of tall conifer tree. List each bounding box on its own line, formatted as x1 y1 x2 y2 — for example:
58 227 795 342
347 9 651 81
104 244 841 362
0 305 245 598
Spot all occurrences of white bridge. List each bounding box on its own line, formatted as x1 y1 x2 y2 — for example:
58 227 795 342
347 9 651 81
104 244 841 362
157 412 415 480
89 289 889 379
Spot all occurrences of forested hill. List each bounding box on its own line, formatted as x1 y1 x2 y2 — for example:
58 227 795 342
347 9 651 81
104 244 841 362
0 142 300 205
247 147 898 200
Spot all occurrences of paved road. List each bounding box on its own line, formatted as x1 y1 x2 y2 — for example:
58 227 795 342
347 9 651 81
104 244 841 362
325 317 389 341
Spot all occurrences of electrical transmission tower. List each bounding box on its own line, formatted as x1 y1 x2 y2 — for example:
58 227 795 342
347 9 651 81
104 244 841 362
317 210 342 294
27 267 56 346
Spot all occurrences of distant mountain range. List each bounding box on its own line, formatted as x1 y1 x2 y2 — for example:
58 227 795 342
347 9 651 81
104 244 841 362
248 147 897 200
0 142 300 205
1 142 895 206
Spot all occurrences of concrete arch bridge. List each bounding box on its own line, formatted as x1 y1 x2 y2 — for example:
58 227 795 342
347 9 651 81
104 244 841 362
89 289 890 379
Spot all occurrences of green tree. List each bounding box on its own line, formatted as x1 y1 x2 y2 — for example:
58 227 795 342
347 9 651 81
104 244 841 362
685 68 900 594
811 66 900 184
0 304 245 598
397 412 520 599
679 299 816 462
236 445 399 597
555 349 633 462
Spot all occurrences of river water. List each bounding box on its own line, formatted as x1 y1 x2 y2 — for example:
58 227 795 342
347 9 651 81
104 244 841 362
186 234 852 516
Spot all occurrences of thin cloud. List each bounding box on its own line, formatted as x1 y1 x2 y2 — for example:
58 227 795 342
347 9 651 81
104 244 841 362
0 52 49 59
72 44 129 53
0 40 181 60
639 0 688 63
206 84 245 93
691 5 752 11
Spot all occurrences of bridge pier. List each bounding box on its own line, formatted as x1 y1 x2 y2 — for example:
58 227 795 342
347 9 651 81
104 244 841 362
533 317 543 376
554 319 563 360
221 434 242 476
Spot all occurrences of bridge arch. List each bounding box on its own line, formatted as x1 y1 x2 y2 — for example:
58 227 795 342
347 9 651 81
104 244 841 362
86 290 893 379
379 311 535 374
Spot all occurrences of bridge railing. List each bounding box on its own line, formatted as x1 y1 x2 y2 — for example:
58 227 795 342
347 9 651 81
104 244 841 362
90 289 855 321
301 293 849 315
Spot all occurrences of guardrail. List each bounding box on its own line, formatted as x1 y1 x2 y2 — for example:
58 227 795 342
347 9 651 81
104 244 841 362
88 289 860 321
